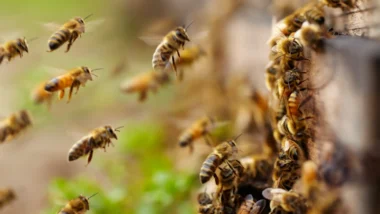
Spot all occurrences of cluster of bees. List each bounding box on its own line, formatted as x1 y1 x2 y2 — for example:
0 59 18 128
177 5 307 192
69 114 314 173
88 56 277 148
187 0 366 214
0 0 371 213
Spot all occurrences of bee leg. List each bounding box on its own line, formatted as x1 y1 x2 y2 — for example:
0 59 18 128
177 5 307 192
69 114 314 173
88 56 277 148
226 160 238 176
213 173 219 185
86 150 94 167
0 55 4 64
75 84 81 94
65 32 78 53
176 50 180 58
189 143 194 154
203 134 214 147
139 91 147 102
171 55 177 76
58 90 65 100
68 80 80 103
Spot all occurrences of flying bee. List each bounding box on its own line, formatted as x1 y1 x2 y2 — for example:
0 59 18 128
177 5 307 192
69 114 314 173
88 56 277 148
199 137 240 184
58 193 97 214
262 188 307 214
215 160 244 208
44 66 100 103
152 23 192 73
175 45 206 81
47 15 92 53
0 188 15 209
120 70 170 102
197 191 216 214
238 194 266 214
0 110 32 143
31 81 53 109
68 125 122 165
0 37 29 65
178 116 215 153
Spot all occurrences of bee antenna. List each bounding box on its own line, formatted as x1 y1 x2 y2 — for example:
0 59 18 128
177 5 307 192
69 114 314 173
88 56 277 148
27 37 39 43
233 133 244 141
114 126 124 132
92 68 104 72
84 14 93 20
185 20 194 30
87 192 98 200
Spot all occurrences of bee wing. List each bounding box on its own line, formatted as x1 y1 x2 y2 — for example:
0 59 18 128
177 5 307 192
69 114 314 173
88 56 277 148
262 188 287 200
190 30 209 43
85 18 105 33
0 31 25 43
42 22 62 31
138 35 164 46
41 66 67 76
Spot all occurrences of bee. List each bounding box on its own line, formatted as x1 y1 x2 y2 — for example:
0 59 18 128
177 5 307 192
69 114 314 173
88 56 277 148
303 6 325 25
265 61 280 92
31 81 53 109
152 24 191 73
47 15 92 53
199 137 239 184
178 116 215 153
58 193 97 214
320 0 357 10
175 45 206 81
120 70 170 102
0 110 32 143
294 22 331 52
197 191 216 214
44 66 100 103
110 60 127 77
272 138 306 190
277 111 313 141
0 188 15 209
275 68 306 101
262 188 307 214
68 125 122 165
270 37 306 62
238 194 266 214
0 37 29 64
215 160 244 208
239 155 274 188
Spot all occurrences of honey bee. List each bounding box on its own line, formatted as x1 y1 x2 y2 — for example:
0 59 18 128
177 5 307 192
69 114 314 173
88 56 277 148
277 112 313 141
175 45 206 80
44 66 100 103
152 24 191 73
0 188 15 209
238 194 266 214
275 68 306 101
215 160 244 208
240 155 274 188
0 110 32 143
31 81 53 109
58 193 97 214
120 70 170 102
262 188 307 214
68 125 122 165
303 6 325 25
0 37 29 64
178 116 215 153
320 0 357 10
199 137 239 184
270 37 306 62
294 22 331 52
47 15 92 53
197 191 216 214
265 61 280 92
272 138 306 190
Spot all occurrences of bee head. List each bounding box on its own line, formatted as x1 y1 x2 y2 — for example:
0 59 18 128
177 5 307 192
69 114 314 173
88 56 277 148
75 17 85 25
17 37 29 53
18 110 31 126
81 66 93 81
288 39 303 54
78 195 90 210
105 125 118 140
175 27 190 42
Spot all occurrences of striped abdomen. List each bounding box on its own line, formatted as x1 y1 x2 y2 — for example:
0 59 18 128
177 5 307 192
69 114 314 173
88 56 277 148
68 138 91 161
152 42 176 72
48 28 71 51
288 91 300 118
44 75 73 92
200 153 221 184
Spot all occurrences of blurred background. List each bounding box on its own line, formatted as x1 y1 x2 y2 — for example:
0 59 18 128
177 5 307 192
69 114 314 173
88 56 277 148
0 0 375 213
